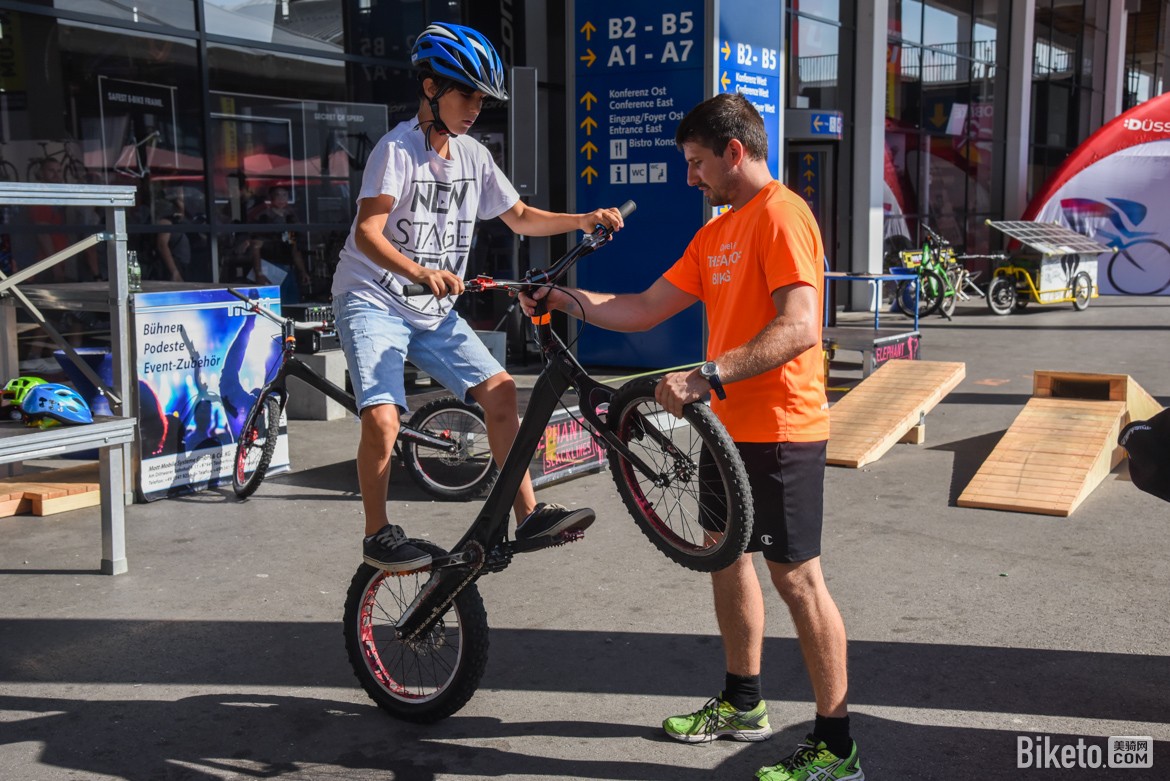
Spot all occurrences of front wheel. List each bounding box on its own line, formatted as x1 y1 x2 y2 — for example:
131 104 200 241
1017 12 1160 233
232 392 281 498
401 396 497 501
986 275 1017 315
1072 271 1092 311
606 378 753 572
343 542 490 723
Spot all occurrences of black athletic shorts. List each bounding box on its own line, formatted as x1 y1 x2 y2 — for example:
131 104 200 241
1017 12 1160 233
700 440 827 564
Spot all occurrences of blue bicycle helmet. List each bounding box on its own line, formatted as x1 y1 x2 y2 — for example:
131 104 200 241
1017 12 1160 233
20 383 94 428
411 22 509 101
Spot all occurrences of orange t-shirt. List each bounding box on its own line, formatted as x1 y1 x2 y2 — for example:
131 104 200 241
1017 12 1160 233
663 181 828 442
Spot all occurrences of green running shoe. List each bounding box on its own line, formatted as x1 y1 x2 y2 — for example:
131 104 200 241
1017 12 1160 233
662 696 771 743
756 734 864 780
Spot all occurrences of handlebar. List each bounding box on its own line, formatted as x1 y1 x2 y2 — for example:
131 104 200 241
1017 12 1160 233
226 287 332 331
922 223 948 246
401 200 636 298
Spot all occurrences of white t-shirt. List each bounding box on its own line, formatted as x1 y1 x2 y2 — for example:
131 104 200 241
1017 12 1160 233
331 119 519 329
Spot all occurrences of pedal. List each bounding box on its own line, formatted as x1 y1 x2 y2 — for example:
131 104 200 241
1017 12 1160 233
511 527 588 554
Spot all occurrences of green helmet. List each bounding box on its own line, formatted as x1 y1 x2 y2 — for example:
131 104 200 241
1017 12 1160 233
2 376 47 405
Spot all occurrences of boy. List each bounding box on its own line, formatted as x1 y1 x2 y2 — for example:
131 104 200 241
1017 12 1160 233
331 22 623 572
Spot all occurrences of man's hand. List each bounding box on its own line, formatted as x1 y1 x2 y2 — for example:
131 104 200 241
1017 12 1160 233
517 285 571 317
414 266 465 298
655 368 709 418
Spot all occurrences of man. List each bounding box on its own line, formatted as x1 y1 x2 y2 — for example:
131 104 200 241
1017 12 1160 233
251 185 311 303
519 93 861 781
330 22 624 573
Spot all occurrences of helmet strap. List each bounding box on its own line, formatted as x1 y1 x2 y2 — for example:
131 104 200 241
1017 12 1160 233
420 77 453 152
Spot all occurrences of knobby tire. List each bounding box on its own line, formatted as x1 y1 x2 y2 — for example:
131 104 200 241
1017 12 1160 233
343 543 490 723
232 393 281 498
606 378 753 572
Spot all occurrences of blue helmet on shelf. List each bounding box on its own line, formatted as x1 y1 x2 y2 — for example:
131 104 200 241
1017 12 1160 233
411 22 508 101
20 383 94 428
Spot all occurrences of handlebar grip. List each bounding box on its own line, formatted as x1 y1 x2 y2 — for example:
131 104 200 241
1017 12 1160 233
401 284 429 297
618 200 637 219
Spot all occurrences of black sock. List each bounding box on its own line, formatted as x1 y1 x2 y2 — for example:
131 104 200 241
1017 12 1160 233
813 713 852 758
722 672 761 711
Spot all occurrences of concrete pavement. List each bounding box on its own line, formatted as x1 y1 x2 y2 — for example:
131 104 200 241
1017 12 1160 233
2 295 1169 780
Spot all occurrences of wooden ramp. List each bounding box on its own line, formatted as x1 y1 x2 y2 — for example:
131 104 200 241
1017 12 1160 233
827 360 966 468
957 371 1164 517
0 463 101 518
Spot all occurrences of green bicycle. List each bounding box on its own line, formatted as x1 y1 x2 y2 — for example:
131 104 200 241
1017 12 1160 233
891 224 955 319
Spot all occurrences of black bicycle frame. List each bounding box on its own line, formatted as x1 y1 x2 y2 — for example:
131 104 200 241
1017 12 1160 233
395 200 693 640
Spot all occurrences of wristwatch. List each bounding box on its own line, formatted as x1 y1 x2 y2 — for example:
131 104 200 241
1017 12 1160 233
699 360 726 400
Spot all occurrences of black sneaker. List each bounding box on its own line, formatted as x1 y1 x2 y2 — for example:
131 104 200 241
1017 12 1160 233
363 524 433 573
515 502 595 540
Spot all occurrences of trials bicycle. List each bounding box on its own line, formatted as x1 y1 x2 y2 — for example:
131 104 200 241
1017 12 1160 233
342 200 754 723
226 289 498 501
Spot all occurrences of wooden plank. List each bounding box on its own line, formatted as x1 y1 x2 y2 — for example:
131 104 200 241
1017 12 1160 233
0 463 101 517
827 360 966 467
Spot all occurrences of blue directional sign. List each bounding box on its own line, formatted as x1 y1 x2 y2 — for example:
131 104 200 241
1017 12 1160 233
573 0 706 368
717 3 782 177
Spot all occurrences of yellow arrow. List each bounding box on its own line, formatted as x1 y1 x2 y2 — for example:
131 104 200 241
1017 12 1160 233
581 166 598 184
721 41 730 60
580 49 596 68
803 153 814 165
580 21 596 41
803 169 815 181
580 116 597 135
803 185 815 197
813 115 824 131
580 140 599 160
930 102 947 127
720 72 730 90
579 91 597 110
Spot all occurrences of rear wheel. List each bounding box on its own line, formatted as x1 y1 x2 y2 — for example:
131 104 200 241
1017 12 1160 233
987 275 1017 316
401 397 497 501
895 269 945 318
232 392 281 498
343 542 489 723
1072 271 1092 311
606 378 753 572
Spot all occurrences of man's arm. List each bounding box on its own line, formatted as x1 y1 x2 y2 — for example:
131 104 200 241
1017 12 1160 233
520 275 697 333
655 282 821 417
498 201 624 238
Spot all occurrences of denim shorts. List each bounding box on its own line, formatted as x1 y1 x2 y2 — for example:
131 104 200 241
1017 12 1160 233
333 292 505 413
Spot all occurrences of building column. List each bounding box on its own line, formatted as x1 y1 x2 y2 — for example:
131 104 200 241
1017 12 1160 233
1003 0 1036 221
851 0 888 275
1103 0 1128 120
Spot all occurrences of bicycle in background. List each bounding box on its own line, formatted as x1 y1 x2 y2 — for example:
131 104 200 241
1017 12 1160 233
342 200 755 723
226 288 498 501
27 140 87 183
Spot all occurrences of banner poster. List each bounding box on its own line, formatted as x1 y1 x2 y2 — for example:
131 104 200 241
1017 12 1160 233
530 406 608 488
133 286 288 500
1025 91 1170 296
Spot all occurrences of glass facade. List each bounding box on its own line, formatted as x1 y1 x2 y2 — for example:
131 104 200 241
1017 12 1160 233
1124 0 1169 110
884 0 1006 256
0 1 508 300
1028 0 1108 203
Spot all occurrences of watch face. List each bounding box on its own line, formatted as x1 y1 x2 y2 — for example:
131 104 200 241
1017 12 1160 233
701 361 717 379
